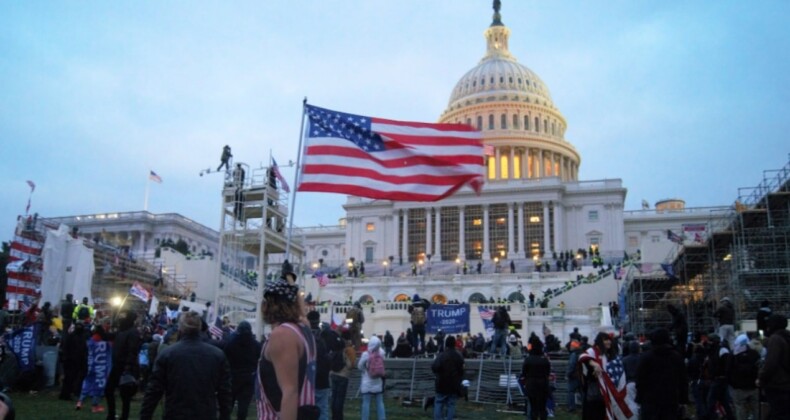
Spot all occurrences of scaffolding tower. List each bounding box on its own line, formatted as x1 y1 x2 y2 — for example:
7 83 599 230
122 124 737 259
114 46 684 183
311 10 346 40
624 155 790 335
212 160 304 335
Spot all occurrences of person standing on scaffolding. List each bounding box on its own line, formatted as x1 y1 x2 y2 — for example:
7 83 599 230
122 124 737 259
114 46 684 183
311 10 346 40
232 163 245 188
217 145 232 172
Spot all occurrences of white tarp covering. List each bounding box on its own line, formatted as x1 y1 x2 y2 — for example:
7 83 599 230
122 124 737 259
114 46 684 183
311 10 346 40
41 225 94 307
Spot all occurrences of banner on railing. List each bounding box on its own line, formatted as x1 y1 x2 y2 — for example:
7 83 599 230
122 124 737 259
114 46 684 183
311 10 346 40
427 304 469 334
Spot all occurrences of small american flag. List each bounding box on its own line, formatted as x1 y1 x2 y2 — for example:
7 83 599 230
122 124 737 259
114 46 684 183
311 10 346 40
315 271 329 287
271 158 290 193
209 316 224 340
149 170 163 184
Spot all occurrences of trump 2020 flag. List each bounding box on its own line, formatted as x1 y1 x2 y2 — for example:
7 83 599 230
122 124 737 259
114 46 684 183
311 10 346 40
579 346 634 419
129 281 151 302
298 104 484 201
478 306 495 339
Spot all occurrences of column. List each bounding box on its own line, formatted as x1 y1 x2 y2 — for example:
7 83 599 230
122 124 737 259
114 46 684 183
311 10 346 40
483 205 490 260
401 211 409 262
139 231 146 255
458 206 466 260
425 207 432 258
521 148 528 180
517 202 526 258
434 207 442 261
495 147 501 180
509 147 515 180
543 202 551 255
392 210 399 261
553 203 564 253
539 149 545 177
507 203 516 259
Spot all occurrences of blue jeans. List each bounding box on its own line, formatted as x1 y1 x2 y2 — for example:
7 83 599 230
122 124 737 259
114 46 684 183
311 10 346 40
433 393 457 420
330 375 349 420
315 387 330 420
361 392 385 420
490 328 508 355
566 379 580 411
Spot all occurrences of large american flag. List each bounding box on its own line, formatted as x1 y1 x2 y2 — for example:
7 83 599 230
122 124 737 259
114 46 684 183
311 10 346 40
579 347 634 419
298 104 484 201
6 232 44 307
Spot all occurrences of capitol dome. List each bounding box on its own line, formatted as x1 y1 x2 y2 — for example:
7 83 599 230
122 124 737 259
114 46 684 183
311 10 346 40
439 5 581 183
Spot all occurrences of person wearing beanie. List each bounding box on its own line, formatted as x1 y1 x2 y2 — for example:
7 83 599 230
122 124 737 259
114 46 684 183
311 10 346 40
429 335 465 420
358 336 386 420
521 337 551 420
758 313 790 418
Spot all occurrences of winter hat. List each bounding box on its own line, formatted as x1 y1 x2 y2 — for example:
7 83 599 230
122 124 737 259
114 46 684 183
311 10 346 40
733 334 749 355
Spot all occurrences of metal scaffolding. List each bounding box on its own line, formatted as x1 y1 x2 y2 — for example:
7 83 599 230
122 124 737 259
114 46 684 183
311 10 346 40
212 161 304 334
624 155 790 335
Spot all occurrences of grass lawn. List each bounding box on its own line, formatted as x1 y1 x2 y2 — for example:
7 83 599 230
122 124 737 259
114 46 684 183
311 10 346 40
11 388 582 419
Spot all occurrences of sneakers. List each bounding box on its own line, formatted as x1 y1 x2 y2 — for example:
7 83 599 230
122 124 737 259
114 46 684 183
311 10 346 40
75 401 82 410
91 405 105 413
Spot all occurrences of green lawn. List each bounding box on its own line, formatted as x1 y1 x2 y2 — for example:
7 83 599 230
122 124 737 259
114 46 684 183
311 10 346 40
12 388 582 419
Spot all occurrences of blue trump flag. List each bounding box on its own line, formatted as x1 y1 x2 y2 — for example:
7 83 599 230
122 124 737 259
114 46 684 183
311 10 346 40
426 304 470 334
81 339 112 397
5 324 37 372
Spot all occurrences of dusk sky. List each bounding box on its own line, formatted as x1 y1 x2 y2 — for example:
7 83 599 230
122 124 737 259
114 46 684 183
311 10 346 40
2 1 788 238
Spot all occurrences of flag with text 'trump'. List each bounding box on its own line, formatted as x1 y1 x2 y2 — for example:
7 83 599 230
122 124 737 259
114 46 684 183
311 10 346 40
298 104 484 201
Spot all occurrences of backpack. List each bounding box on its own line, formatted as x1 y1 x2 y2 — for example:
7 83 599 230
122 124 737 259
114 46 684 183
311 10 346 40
729 349 759 389
77 305 90 320
367 350 386 379
411 306 426 326
312 329 331 380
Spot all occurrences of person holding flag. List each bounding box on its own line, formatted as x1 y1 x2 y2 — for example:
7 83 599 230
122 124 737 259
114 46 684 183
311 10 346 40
578 332 634 420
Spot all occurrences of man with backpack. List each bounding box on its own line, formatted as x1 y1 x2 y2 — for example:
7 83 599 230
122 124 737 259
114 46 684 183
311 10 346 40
408 294 430 355
757 314 790 419
73 297 94 323
728 333 760 420
490 306 511 356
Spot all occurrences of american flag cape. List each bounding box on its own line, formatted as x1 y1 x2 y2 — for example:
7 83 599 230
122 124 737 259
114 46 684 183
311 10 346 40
578 347 634 419
298 104 484 202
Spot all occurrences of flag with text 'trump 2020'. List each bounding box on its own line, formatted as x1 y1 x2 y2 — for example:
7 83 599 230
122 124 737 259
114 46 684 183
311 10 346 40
298 104 484 201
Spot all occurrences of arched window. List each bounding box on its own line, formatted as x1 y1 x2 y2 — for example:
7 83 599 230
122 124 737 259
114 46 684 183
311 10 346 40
524 116 530 130
544 119 548 133
466 118 472 127
513 153 522 178
488 115 495 130
552 122 556 135
534 117 540 132
512 114 519 129
468 293 487 303
477 116 483 130
500 154 509 179
500 114 507 129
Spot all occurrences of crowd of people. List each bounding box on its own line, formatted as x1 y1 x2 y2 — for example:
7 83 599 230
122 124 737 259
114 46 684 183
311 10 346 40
2 275 789 420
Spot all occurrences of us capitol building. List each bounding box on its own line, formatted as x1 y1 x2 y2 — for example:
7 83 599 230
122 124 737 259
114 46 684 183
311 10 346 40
45 4 739 337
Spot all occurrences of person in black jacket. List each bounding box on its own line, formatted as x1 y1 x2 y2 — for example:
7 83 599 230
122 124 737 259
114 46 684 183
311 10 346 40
59 321 88 401
728 333 760 420
489 306 511 356
222 321 261 420
430 336 465 420
635 328 688 420
383 331 394 358
59 293 75 338
521 336 551 420
105 310 141 420
756 300 772 337
757 314 790 419
140 311 232 420
666 304 688 355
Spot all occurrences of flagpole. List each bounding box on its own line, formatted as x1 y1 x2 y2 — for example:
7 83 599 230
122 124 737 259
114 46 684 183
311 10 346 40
284 98 308 265
143 172 151 211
